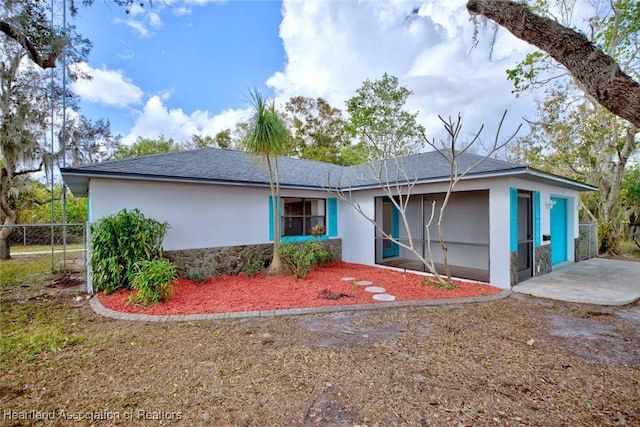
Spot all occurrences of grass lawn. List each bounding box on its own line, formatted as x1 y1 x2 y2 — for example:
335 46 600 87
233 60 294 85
0 250 85 288
1 268 639 425
620 240 640 259
10 243 84 254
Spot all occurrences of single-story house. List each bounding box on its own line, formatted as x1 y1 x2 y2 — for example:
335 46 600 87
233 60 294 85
61 147 596 291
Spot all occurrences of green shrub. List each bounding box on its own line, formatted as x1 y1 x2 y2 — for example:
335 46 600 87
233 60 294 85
422 277 456 290
312 243 332 266
280 241 333 279
128 259 176 305
242 258 264 277
90 209 168 293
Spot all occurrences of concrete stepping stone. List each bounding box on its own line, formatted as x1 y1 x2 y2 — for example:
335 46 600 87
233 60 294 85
355 280 374 286
364 286 386 294
373 294 396 302
341 277 356 282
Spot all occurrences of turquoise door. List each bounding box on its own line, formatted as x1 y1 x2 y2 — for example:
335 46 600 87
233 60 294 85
550 197 567 265
382 200 399 258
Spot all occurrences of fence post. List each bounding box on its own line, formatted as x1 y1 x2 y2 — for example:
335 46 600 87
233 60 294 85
85 223 93 294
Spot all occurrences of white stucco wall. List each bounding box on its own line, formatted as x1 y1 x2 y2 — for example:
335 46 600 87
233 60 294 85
339 189 376 266
89 179 274 250
488 180 512 287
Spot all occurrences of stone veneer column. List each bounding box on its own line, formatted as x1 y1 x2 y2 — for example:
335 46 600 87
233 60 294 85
510 252 518 287
534 245 552 276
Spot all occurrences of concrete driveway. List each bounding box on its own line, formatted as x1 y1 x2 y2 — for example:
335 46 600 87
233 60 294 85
513 258 640 306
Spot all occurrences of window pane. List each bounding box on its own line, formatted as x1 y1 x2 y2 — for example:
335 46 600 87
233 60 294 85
309 199 325 216
306 216 325 234
283 217 304 236
283 198 304 216
281 198 327 237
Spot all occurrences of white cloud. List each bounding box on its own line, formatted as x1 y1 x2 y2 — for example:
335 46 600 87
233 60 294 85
112 8 163 38
172 6 192 16
127 3 146 16
117 49 136 60
269 0 537 144
148 11 163 29
114 17 151 38
72 62 143 107
122 95 248 145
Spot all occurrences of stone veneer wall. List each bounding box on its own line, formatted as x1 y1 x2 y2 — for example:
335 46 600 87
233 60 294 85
534 245 552 276
165 239 342 279
510 251 518 287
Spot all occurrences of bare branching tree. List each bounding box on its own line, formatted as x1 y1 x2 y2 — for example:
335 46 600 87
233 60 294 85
329 112 521 284
423 112 522 280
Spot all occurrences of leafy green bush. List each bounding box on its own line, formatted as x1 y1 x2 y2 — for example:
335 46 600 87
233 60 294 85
90 209 168 293
280 241 333 279
312 243 332 266
128 259 176 305
242 258 264 277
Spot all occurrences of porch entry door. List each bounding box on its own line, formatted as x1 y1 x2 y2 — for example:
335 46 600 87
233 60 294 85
517 191 533 282
382 199 400 258
550 197 568 265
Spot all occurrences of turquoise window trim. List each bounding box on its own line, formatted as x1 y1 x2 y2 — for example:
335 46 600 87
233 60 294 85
270 196 335 241
328 198 338 237
268 195 276 241
510 188 518 252
282 235 329 243
533 191 541 247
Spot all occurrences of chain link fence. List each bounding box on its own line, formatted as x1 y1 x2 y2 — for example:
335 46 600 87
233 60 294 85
577 222 598 260
0 223 87 290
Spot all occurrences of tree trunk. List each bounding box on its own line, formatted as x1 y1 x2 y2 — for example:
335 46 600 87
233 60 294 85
1 169 17 260
466 0 640 128
596 124 637 254
264 155 290 277
0 226 13 260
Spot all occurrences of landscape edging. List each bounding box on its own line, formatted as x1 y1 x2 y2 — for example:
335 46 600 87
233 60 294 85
89 289 512 322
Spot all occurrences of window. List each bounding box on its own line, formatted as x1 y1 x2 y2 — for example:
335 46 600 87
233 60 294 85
282 198 326 236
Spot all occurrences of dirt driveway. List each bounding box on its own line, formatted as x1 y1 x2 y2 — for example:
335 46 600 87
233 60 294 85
1 279 639 426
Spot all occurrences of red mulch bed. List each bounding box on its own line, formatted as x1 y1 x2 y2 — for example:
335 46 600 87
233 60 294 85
98 262 502 315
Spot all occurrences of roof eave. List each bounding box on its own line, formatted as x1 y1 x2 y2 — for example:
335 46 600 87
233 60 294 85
345 167 596 191
60 169 338 195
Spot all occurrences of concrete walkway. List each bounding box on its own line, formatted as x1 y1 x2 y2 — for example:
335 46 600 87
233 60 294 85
89 289 511 322
513 258 640 306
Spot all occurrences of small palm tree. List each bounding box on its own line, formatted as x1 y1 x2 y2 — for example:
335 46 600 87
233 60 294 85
243 89 290 276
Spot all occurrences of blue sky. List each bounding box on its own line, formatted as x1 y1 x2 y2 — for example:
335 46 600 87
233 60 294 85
70 0 540 147
73 0 286 140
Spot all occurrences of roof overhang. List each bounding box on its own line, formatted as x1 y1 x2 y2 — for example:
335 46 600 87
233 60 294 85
61 164 596 198
60 169 335 197
347 167 597 192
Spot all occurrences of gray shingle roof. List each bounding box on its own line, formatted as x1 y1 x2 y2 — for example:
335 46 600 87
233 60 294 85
343 151 524 188
61 147 595 196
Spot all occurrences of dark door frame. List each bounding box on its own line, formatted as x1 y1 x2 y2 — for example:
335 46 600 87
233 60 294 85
517 190 534 282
